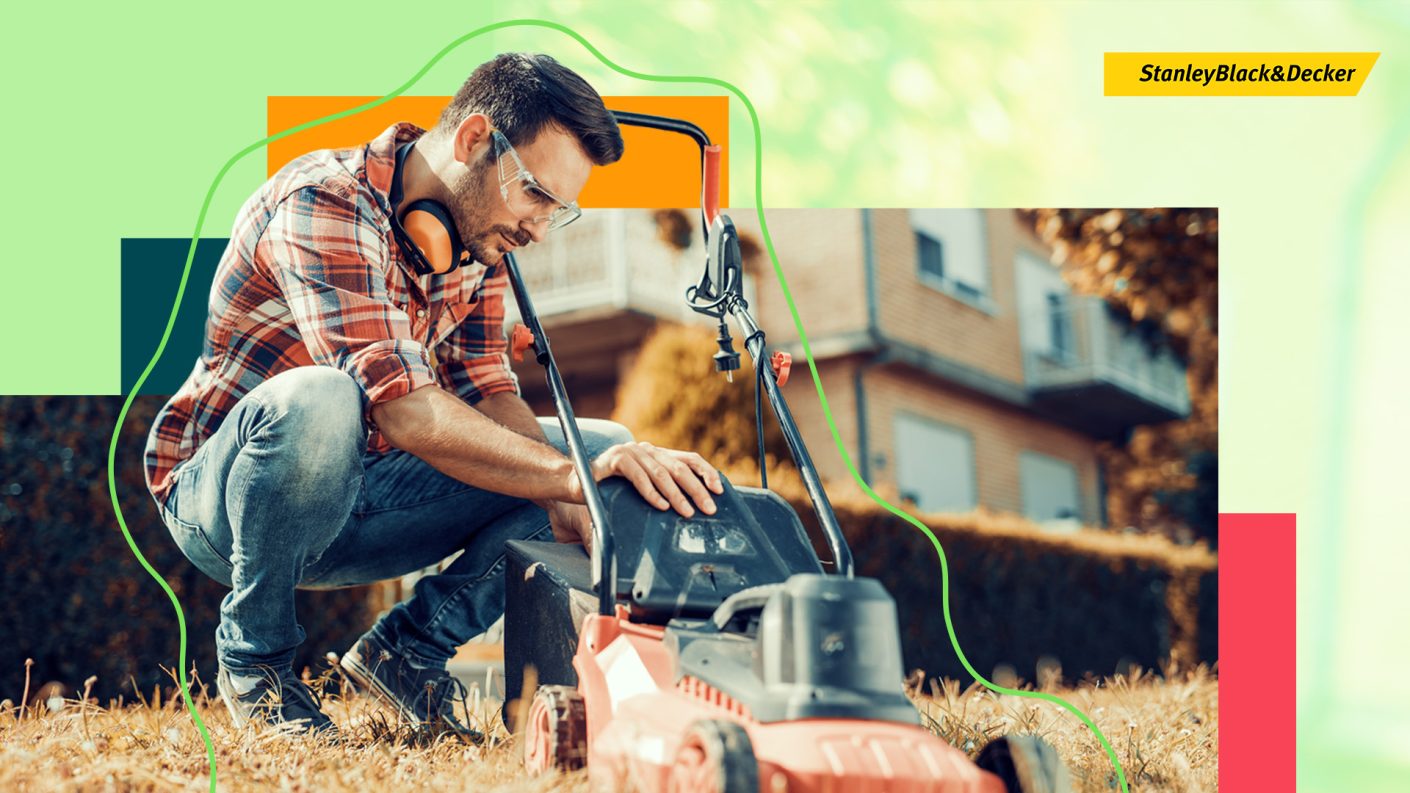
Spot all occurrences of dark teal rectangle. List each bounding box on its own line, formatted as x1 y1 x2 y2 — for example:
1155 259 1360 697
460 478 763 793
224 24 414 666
120 238 225 396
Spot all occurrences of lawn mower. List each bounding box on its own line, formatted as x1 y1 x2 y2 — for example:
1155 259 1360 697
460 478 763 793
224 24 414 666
497 111 1070 793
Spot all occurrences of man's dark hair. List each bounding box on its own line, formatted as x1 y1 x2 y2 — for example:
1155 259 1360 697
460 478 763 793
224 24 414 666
436 52 624 166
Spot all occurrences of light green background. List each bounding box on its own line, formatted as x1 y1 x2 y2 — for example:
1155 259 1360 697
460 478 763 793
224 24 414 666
4 1 1406 788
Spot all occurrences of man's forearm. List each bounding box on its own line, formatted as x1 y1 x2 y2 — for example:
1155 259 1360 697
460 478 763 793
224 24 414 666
372 384 575 502
473 391 564 510
473 391 549 443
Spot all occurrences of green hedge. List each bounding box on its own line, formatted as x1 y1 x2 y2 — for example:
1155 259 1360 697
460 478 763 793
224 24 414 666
0 396 380 702
780 485 1218 684
1196 567 1218 667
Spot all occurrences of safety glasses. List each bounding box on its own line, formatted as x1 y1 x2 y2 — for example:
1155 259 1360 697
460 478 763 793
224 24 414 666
491 129 582 232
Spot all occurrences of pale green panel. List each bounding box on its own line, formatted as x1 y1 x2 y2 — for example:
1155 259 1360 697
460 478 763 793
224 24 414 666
1318 128 1410 777
4 6 1410 784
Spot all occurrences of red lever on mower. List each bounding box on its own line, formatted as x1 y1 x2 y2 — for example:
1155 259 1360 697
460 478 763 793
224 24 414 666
510 323 536 362
703 144 722 224
771 351 792 386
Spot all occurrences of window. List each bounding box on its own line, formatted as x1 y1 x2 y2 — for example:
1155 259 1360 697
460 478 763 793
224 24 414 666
908 209 989 299
893 414 977 512
916 231 944 280
1019 451 1082 524
1015 249 1078 365
1046 292 1074 360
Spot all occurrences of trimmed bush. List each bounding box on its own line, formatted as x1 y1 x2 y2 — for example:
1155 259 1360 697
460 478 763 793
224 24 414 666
803 486 1218 682
0 396 382 702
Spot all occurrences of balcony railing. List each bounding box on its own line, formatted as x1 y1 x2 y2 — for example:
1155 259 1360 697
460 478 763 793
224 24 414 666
503 210 728 326
1024 295 1190 424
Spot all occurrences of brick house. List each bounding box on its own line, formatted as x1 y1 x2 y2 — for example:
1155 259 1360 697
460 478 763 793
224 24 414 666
508 208 1189 529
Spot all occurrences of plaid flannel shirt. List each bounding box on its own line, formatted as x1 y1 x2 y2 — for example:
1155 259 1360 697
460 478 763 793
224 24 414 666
144 122 519 504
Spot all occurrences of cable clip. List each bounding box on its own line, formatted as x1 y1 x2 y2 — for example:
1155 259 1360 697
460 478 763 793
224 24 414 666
770 351 792 386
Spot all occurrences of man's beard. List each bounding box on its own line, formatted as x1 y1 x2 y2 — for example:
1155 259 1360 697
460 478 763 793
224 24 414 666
448 160 532 266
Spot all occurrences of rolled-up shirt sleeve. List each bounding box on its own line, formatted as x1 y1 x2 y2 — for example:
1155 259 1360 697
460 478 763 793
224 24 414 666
259 186 437 413
436 263 521 405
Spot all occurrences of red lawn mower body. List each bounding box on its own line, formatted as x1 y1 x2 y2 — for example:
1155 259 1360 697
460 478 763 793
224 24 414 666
546 606 1006 793
507 476 1012 793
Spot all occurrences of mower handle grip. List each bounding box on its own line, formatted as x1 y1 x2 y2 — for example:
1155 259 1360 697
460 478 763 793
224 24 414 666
703 144 722 224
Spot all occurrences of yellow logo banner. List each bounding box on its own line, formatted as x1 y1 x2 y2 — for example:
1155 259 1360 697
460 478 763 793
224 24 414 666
1104 52 1379 96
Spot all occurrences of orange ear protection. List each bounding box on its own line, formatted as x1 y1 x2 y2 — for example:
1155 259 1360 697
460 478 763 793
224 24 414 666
389 141 468 276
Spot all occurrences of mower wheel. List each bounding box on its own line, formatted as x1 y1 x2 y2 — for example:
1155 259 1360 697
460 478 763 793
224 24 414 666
523 685 587 775
667 719 758 793
975 735 1072 793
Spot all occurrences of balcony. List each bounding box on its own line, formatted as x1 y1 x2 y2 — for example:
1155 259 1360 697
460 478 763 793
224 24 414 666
1023 295 1190 438
506 211 716 326
502 210 739 409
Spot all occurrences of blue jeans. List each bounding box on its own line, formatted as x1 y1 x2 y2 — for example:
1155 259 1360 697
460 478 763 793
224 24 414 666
156 366 631 673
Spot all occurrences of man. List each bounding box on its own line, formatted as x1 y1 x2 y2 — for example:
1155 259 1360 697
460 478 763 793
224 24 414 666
143 52 722 738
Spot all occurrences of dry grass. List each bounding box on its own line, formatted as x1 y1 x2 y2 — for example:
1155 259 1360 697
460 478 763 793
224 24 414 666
913 664 1218 792
0 662 578 793
0 663 1215 792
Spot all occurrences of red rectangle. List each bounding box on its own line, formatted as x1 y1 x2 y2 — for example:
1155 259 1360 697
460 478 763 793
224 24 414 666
1219 513 1296 790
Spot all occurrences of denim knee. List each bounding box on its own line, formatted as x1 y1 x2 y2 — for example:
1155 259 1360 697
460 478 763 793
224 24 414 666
241 366 366 488
578 418 634 459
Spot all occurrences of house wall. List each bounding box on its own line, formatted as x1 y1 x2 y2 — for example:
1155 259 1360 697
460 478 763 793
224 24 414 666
871 208 1033 386
524 208 1112 527
732 210 870 345
780 356 864 486
747 209 1105 525
859 365 1103 524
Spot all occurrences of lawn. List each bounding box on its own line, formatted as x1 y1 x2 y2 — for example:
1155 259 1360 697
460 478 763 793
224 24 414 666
0 663 1217 792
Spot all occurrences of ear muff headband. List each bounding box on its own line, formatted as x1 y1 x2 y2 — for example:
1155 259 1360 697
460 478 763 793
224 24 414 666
390 141 467 276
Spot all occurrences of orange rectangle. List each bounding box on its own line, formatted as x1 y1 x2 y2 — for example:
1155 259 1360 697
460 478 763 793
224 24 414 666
266 95 728 209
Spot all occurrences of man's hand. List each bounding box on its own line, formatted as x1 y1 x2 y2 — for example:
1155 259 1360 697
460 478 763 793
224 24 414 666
564 441 724 518
546 501 594 553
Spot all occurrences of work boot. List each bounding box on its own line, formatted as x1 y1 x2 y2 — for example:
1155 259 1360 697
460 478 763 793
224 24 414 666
216 664 338 737
340 630 483 743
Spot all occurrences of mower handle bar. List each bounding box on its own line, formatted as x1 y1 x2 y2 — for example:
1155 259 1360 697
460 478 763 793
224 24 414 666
502 111 856 618
610 110 722 233
501 251 617 613
611 110 854 578
730 299 854 578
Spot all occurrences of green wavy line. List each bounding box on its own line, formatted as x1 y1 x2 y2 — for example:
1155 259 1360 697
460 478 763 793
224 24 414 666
107 17 1129 792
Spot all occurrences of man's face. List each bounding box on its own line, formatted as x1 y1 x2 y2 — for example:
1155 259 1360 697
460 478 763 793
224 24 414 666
446 122 593 267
